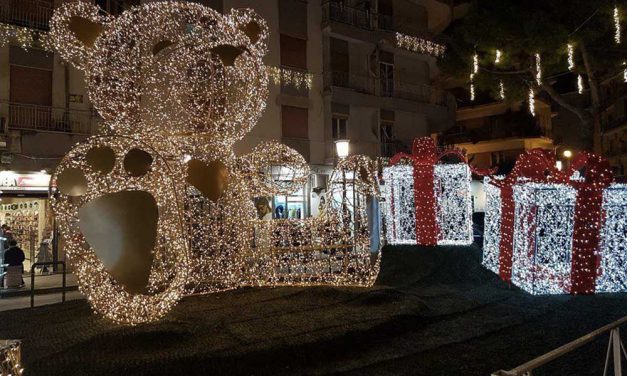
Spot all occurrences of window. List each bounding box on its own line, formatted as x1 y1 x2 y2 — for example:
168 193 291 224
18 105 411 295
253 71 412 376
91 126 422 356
332 117 347 139
280 34 307 69
379 51 394 97
281 105 308 139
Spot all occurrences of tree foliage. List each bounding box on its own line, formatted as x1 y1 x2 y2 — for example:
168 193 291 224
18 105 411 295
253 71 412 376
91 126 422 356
440 0 626 146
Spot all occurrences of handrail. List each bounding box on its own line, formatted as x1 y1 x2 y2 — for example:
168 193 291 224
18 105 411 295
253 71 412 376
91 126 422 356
30 261 66 308
492 315 627 375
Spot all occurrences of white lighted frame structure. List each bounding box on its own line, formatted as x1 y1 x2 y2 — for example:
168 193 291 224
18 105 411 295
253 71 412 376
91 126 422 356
485 181 627 295
597 184 627 293
482 176 504 274
382 163 473 246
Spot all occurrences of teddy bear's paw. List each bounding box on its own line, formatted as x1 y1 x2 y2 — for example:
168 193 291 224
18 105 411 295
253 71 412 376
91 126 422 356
51 136 189 325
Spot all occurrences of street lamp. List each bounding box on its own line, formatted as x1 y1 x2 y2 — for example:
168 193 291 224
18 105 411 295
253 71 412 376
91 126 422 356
335 139 350 159
563 149 573 158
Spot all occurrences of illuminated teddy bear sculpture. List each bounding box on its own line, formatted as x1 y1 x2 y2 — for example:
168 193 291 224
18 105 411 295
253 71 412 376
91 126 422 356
49 2 380 326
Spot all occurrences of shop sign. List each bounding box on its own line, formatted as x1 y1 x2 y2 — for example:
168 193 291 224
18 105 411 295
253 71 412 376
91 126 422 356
0 171 51 191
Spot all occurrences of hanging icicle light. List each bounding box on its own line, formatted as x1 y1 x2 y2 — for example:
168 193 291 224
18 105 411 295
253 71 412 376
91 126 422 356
499 80 505 100
615 5 621 44
529 87 536 117
577 74 584 94
473 53 479 74
470 73 476 101
567 43 575 71
495 49 502 64
535 53 542 85
623 61 627 83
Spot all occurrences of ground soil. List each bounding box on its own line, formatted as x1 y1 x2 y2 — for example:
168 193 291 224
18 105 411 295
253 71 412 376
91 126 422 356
0 245 625 376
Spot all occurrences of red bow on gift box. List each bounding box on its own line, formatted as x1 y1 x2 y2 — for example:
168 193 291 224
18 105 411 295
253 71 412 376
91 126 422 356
389 137 495 246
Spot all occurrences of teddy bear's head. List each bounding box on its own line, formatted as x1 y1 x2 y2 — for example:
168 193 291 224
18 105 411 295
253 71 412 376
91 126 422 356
51 2 268 143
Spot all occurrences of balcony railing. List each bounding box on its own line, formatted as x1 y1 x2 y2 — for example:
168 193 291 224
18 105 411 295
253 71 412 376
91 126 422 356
4 102 99 135
322 1 376 30
0 0 53 31
323 71 454 107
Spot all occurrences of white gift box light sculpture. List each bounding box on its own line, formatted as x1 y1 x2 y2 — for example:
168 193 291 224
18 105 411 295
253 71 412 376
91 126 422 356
383 137 478 246
483 149 627 295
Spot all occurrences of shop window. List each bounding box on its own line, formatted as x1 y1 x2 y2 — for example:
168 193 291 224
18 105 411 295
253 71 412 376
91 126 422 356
280 34 307 70
281 105 308 139
332 117 347 139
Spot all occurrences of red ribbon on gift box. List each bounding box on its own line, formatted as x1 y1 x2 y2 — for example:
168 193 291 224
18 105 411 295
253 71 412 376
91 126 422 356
559 152 613 294
488 149 557 282
389 137 495 246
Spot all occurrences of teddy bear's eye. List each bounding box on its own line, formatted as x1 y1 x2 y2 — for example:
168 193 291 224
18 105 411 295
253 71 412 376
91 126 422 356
211 44 244 66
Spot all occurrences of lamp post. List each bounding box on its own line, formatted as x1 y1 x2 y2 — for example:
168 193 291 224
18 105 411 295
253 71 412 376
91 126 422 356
563 149 573 170
334 139 350 272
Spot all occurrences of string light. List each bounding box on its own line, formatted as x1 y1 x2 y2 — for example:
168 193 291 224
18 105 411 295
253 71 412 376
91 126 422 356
534 53 542 85
495 49 502 64
482 176 504 275
567 43 575 71
395 32 446 57
596 184 627 292
469 73 476 101
0 340 23 376
529 87 536 116
0 23 54 51
49 2 381 324
623 61 627 83
499 80 505 100
266 66 313 89
615 5 621 44
577 74 584 94
473 53 479 74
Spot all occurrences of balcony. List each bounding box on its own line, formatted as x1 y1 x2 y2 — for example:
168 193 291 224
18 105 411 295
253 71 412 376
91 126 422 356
322 2 376 30
441 114 550 146
3 102 99 135
0 0 53 31
323 71 454 107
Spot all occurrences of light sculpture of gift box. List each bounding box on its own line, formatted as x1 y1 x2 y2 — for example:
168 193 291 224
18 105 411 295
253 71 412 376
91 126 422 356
383 137 480 246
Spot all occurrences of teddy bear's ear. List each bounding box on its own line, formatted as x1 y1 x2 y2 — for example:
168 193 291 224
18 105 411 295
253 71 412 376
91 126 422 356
50 2 111 71
228 8 268 56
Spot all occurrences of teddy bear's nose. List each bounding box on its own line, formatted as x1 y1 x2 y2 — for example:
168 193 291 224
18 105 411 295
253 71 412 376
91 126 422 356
211 44 244 66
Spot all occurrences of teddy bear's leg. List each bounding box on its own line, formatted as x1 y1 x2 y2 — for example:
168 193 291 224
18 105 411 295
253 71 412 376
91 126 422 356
51 135 189 325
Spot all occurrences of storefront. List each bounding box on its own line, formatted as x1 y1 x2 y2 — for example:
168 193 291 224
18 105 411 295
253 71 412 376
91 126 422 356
0 171 56 274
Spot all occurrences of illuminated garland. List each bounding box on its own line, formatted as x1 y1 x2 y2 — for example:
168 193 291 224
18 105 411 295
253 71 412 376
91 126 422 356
395 32 446 58
266 66 313 89
567 43 575 71
577 74 584 94
481 176 504 275
0 340 23 376
528 87 536 117
0 22 53 51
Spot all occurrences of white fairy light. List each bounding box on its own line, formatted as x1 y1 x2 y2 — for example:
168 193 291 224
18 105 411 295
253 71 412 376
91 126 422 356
495 49 502 64
395 32 446 57
623 61 627 83
567 43 575 71
534 53 542 85
615 6 621 44
510 183 577 295
499 80 505 100
267 66 313 89
470 73 476 101
473 53 479 74
529 87 536 117
577 74 584 94
383 163 473 246
596 184 627 292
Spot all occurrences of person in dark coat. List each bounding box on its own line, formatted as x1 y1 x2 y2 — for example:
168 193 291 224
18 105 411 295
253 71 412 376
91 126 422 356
4 240 25 287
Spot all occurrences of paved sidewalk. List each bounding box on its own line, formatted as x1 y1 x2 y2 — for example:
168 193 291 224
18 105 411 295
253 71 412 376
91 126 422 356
0 272 81 311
